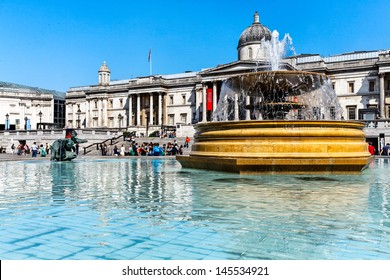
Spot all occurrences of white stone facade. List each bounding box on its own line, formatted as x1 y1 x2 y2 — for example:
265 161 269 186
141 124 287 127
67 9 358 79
0 82 65 130
291 50 390 121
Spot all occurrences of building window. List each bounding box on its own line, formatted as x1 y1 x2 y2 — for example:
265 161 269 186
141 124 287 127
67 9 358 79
180 113 187 124
347 106 356 120
249 47 253 59
169 95 174 105
369 80 375 92
182 95 186 104
348 82 355 93
168 114 174 125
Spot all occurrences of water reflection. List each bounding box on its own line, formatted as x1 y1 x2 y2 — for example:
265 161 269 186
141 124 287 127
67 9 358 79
0 158 390 259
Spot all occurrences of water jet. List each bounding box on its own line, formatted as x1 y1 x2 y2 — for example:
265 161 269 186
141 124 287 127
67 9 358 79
177 71 373 174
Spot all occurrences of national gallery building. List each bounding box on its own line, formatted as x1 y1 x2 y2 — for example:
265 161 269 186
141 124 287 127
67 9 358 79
66 12 390 138
0 81 65 131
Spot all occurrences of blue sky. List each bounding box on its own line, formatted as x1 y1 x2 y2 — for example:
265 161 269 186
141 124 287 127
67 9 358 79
1 0 389 92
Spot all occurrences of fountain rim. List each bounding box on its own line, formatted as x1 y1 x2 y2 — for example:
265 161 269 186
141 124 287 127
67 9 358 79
226 69 329 78
194 119 367 130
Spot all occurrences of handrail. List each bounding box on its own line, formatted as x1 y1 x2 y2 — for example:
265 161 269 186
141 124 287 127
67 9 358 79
83 134 124 155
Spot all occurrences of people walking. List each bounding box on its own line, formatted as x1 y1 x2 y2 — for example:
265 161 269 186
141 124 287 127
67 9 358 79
380 143 390 156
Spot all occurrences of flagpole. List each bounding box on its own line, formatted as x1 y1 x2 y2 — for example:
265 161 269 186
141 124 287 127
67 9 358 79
149 48 152 76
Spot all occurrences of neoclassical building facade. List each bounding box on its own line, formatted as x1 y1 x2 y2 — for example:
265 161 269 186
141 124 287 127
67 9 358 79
66 12 390 138
0 81 65 130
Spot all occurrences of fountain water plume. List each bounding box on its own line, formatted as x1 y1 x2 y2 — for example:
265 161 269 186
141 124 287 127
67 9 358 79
255 30 295 71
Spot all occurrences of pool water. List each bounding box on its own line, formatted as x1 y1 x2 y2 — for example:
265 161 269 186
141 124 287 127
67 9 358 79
0 157 389 260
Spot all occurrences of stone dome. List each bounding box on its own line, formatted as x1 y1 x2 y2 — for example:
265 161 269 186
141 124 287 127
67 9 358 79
238 12 271 49
99 61 110 73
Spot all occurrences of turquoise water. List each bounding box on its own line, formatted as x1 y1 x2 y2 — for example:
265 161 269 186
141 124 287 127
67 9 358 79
0 157 389 260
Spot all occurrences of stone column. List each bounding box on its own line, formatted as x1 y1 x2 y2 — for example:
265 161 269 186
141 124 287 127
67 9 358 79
158 92 162 126
128 94 133 126
380 73 386 118
213 82 217 113
103 98 108 127
202 84 207 122
246 96 251 120
234 93 239 120
149 93 154 125
195 88 201 122
136 94 141 126
85 100 90 128
72 103 76 128
163 94 167 126
98 99 102 127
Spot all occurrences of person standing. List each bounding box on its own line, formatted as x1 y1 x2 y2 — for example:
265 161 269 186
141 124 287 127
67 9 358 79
368 142 376 155
120 144 126 156
31 142 38 157
75 143 79 155
184 136 190 148
11 143 15 154
40 144 47 157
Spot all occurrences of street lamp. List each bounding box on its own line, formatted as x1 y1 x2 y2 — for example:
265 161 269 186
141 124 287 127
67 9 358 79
77 109 81 129
118 113 123 129
24 116 28 130
145 109 150 137
5 113 9 130
38 111 42 129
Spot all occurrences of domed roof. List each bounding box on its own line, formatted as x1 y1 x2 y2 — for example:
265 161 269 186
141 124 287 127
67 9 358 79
238 12 271 49
98 61 110 73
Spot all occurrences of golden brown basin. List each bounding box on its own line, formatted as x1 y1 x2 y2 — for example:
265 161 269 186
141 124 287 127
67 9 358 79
176 120 373 174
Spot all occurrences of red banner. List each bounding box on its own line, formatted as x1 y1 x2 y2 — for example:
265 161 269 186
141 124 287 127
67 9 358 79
206 88 213 111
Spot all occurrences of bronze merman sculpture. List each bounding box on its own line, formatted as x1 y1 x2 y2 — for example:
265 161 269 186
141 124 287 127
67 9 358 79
50 130 87 161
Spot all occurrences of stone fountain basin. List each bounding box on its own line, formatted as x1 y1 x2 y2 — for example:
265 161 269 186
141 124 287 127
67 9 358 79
176 120 373 174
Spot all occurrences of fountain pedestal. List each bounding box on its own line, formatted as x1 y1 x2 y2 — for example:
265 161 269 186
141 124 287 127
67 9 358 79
177 120 373 174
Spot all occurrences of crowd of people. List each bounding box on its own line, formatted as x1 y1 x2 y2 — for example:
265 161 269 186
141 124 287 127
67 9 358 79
2 136 192 158
99 140 186 157
11 142 50 157
4 138 390 158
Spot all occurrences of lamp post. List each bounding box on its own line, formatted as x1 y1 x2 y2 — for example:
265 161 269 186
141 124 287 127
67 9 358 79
24 116 28 130
5 113 9 130
77 109 81 129
38 111 42 130
118 113 123 129
145 109 150 137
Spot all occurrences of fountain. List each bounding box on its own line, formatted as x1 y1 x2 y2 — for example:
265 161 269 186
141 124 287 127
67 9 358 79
177 19 373 174
50 130 87 161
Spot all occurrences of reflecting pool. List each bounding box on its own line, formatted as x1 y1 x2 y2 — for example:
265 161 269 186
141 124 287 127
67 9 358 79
0 158 389 260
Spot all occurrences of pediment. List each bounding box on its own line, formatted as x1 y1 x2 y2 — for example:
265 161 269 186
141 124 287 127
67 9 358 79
200 60 296 78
